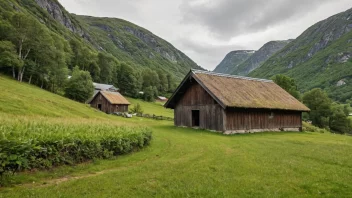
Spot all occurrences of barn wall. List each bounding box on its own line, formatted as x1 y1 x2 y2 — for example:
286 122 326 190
90 93 129 114
173 81 303 133
174 82 225 131
225 108 302 133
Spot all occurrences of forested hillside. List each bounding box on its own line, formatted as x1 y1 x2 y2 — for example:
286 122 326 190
0 0 201 99
250 8 352 102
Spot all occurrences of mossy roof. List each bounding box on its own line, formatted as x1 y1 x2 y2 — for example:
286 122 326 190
165 70 310 112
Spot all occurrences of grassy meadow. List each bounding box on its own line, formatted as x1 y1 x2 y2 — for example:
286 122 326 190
127 97 173 118
1 75 352 197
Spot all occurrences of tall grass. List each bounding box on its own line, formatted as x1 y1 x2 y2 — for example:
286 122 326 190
0 118 152 182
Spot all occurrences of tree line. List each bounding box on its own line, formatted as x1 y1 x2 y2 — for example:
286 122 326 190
0 12 178 102
272 74 352 134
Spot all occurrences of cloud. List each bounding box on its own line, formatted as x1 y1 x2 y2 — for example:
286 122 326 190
176 36 246 68
58 0 352 70
180 0 338 39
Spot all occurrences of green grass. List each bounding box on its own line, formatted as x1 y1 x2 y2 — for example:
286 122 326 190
1 76 352 197
127 97 174 118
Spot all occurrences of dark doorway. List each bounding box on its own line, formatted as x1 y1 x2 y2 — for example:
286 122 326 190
98 104 102 110
192 110 200 127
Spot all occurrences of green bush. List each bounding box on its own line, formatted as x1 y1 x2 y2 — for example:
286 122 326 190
0 120 152 180
302 122 329 133
130 103 144 114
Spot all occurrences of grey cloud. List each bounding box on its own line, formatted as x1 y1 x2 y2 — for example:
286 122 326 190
180 0 335 39
177 37 246 69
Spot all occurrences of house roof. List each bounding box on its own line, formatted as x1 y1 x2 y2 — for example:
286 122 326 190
165 70 310 112
93 83 118 91
157 96 168 100
88 91 130 105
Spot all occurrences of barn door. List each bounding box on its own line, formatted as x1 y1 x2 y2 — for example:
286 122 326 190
192 110 200 127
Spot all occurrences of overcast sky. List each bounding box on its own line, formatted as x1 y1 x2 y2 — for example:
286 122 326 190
58 0 352 70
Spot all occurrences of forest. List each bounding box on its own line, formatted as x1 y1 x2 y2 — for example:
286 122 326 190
0 2 178 102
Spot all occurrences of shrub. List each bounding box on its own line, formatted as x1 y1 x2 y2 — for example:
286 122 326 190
302 122 329 133
130 103 144 114
0 120 152 182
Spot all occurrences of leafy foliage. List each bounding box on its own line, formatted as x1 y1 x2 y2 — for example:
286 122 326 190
65 67 94 102
303 88 352 133
0 0 200 102
143 86 158 102
303 89 332 128
302 122 329 133
0 41 22 71
330 103 352 134
116 63 138 96
130 103 144 114
272 74 301 100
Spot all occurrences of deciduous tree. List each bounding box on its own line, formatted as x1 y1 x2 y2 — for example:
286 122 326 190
303 88 332 128
65 66 94 102
272 74 300 100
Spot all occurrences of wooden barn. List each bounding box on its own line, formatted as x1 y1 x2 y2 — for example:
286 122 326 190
165 70 310 134
88 91 130 114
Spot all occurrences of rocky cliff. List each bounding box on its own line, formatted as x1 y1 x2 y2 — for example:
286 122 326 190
232 40 292 76
35 0 83 34
213 50 255 74
250 8 352 102
75 15 201 78
27 0 201 79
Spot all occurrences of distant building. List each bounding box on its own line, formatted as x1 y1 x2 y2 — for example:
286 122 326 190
156 96 168 102
165 70 310 134
93 83 119 92
88 91 130 114
91 83 119 101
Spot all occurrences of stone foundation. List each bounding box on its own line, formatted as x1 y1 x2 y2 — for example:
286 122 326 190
224 127 300 135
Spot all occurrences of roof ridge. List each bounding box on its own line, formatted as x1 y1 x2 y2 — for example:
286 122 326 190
191 69 273 83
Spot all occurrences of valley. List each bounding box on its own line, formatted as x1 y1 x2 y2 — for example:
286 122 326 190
1 76 352 197
0 1 352 197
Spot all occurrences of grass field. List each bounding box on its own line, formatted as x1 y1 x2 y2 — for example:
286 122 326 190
127 97 173 118
1 75 352 197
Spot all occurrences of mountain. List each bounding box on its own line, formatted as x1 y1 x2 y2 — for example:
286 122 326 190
250 8 352 102
4 0 201 80
213 50 255 74
213 40 291 75
74 15 202 79
232 40 292 76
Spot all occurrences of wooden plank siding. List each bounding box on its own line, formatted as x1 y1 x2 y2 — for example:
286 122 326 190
174 81 225 131
90 93 128 114
225 109 302 132
167 70 307 133
173 80 302 133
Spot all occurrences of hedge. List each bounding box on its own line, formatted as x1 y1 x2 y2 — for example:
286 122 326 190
0 120 152 180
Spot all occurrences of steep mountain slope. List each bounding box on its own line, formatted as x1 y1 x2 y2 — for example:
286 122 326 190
11 0 201 80
213 50 254 74
75 15 202 78
232 40 292 76
250 8 352 102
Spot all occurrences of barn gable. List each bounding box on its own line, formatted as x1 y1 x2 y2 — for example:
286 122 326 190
88 91 130 114
165 70 309 133
165 70 309 112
